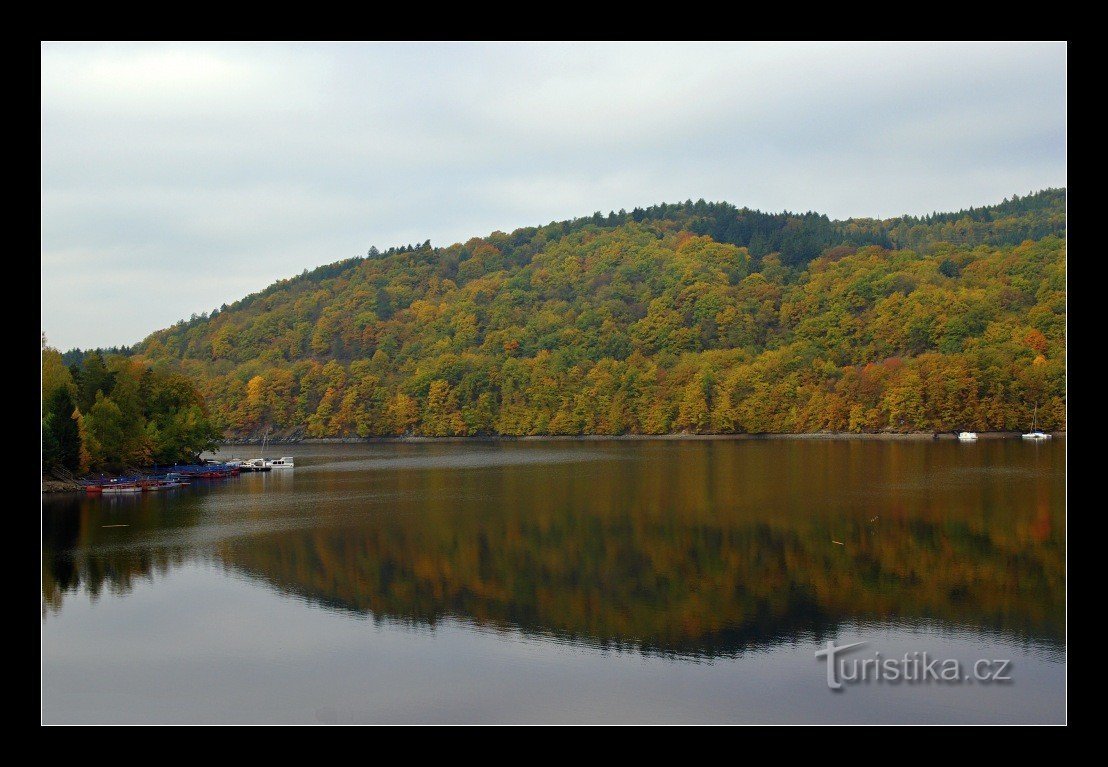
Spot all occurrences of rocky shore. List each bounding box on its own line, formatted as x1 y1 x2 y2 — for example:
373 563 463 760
41 477 83 494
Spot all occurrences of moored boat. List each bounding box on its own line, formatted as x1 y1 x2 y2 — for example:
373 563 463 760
81 464 239 496
266 457 295 469
1021 405 1052 440
101 483 143 494
174 462 239 478
958 431 978 441
144 479 182 491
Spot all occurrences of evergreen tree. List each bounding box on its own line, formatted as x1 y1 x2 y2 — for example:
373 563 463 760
45 387 81 471
77 352 114 413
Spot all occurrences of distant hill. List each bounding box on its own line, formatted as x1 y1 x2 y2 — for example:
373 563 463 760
131 189 1066 437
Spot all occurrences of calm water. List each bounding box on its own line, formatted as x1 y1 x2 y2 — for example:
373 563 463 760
42 439 1066 724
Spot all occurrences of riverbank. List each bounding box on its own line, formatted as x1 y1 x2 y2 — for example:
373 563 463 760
41 477 83 494
219 431 1064 445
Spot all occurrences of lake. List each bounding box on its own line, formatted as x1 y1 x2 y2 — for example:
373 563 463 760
41 439 1066 724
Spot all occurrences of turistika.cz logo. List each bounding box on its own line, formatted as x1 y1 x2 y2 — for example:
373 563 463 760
815 641 1012 690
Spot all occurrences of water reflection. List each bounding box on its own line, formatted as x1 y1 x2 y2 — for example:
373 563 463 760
42 440 1065 659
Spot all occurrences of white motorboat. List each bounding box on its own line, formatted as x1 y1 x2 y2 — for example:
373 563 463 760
266 457 295 469
957 432 978 441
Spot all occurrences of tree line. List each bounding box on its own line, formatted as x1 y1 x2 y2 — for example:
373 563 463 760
76 190 1065 439
42 339 220 473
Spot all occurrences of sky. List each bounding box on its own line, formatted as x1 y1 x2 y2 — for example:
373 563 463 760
41 41 1067 350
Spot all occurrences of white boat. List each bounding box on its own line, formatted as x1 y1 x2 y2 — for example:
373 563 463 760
239 458 270 472
1021 405 1052 440
266 457 295 469
958 431 978 441
102 484 142 494
145 480 181 491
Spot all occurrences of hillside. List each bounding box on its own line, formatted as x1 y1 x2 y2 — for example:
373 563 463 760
132 190 1066 438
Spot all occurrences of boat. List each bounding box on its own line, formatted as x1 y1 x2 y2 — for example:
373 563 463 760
82 470 200 496
163 463 238 479
144 479 182 491
101 483 142 494
197 468 235 478
1021 405 1052 440
81 461 241 496
239 458 271 472
201 458 228 466
957 431 978 441
251 430 286 469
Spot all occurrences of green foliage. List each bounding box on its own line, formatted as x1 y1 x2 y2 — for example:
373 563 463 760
141 369 223 464
42 413 60 470
83 392 134 468
73 351 115 414
42 343 220 472
41 341 74 401
131 190 1065 437
43 388 81 472
41 342 82 473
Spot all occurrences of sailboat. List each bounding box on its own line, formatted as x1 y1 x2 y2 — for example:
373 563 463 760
251 427 294 468
1022 405 1052 440
241 429 273 470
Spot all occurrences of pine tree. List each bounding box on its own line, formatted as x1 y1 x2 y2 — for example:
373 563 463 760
45 388 81 471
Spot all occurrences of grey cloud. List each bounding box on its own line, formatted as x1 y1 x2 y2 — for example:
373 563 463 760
41 41 1066 349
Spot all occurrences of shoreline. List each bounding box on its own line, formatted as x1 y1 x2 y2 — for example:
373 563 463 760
44 432 1065 494
41 477 84 494
218 431 1065 446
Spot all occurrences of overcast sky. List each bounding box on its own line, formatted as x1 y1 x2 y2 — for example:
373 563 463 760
41 41 1066 350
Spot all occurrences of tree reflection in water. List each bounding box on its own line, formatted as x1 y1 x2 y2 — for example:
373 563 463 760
42 440 1065 658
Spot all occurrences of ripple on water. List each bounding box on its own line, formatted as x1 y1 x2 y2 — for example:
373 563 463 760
303 447 618 473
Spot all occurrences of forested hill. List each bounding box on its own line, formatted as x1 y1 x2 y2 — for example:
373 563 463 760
132 189 1066 438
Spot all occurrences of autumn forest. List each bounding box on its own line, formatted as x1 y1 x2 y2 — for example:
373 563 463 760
50 189 1065 446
